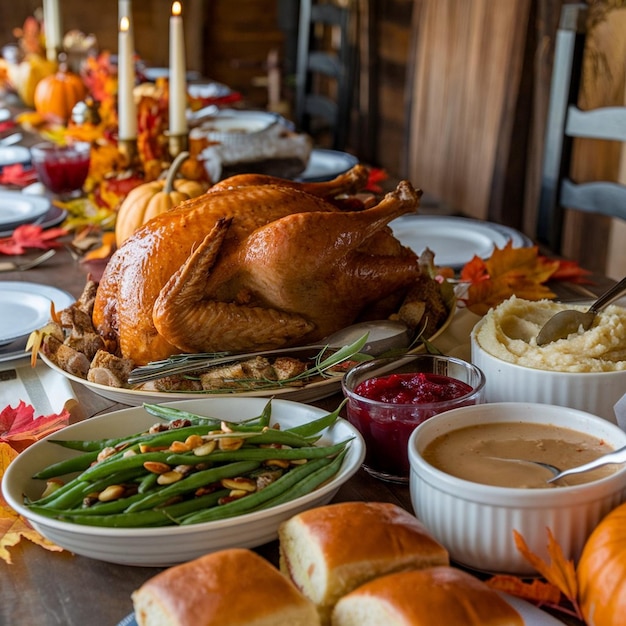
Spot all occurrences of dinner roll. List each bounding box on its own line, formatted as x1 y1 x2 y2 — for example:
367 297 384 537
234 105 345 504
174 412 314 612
331 566 524 626
132 548 320 626
278 501 449 624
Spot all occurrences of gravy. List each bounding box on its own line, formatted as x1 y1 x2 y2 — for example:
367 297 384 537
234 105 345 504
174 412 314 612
422 422 616 488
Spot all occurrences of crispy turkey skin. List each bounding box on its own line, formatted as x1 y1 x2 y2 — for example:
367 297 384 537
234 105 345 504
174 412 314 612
92 166 423 365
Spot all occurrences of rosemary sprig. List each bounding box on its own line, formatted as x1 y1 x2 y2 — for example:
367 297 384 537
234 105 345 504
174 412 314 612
177 334 374 394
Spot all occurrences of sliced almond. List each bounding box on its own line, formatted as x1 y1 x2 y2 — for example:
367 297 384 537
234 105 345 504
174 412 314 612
143 461 171 474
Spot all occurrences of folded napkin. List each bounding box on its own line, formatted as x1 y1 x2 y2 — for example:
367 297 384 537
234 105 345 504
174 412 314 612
0 361 77 417
614 393 626 431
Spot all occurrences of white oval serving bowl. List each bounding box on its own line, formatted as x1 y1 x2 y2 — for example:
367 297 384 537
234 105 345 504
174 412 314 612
2 397 364 567
471 318 626 424
408 402 626 575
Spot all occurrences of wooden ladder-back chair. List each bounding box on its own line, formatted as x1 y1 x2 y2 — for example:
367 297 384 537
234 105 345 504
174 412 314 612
536 2 626 253
295 0 356 151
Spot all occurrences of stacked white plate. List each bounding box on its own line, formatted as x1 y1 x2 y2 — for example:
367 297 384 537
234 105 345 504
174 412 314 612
0 190 50 232
0 282 74 364
389 215 533 269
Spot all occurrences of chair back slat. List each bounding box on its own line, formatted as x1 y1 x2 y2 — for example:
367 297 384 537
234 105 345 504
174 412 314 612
536 2 626 252
295 0 355 151
565 106 626 142
561 180 626 221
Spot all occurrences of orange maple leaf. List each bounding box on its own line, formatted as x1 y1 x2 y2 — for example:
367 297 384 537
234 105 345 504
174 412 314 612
0 443 64 564
486 575 562 605
460 242 560 315
82 232 117 261
513 529 583 620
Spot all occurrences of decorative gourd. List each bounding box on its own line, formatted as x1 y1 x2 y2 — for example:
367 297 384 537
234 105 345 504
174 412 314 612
6 53 57 108
577 501 626 625
115 152 209 246
33 66 86 122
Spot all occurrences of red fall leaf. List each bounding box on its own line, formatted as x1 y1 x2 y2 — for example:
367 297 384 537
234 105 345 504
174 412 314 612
0 400 71 453
0 224 68 255
0 164 39 187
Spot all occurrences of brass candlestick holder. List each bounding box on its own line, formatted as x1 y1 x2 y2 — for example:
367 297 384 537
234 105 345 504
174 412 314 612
167 132 189 158
118 137 138 166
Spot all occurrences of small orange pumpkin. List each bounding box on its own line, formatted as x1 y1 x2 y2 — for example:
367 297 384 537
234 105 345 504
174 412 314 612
114 151 209 246
577 501 626 625
33 66 87 122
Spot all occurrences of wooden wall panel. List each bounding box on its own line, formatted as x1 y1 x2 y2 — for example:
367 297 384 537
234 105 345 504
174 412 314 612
405 0 531 220
369 0 413 174
0 1 207 72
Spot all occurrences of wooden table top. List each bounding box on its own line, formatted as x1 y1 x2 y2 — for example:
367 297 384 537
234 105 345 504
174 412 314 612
1 225 608 625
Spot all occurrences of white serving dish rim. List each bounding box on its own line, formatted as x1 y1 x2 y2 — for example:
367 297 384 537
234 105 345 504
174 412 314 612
471 318 626 379
408 401 626 503
2 398 364 545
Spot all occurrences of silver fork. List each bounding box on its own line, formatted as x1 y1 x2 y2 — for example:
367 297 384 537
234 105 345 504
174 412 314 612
0 249 56 272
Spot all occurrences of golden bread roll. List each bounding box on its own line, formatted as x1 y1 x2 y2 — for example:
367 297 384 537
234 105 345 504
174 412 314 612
132 548 320 626
278 501 449 624
331 566 524 626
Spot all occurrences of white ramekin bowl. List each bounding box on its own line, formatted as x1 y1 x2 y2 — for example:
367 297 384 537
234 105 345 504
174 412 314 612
471 319 626 424
408 402 626 575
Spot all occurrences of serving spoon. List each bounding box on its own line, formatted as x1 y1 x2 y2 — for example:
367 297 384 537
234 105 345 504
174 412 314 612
127 319 411 384
536 276 626 346
490 445 626 484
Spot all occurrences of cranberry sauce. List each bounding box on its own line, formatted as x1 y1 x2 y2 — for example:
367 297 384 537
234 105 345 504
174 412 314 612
347 372 473 479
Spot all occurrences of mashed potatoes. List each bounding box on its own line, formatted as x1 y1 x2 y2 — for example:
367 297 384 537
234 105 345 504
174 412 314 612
474 296 626 372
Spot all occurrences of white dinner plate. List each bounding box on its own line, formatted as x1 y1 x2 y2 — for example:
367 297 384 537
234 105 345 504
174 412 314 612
0 290 53 345
0 204 66 238
0 108 10 122
389 215 532 269
0 283 74 363
199 109 280 144
142 67 202 82
0 190 50 230
0 145 31 168
115 590 565 625
187 80 232 100
296 148 359 182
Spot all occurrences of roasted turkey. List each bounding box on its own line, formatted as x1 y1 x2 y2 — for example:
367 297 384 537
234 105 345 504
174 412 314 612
92 165 425 365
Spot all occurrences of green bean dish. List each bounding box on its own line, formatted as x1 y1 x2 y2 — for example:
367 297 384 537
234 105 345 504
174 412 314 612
25 400 353 528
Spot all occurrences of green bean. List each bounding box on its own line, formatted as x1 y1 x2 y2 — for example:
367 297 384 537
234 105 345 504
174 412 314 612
221 398 273 432
256 449 347 510
143 400 275 431
51 489 152 516
166 438 352 466
124 460 260 513
38 467 146 510
285 400 346 437
33 450 100 480
47 433 149 453
137 471 160 494
131 424 227 449
41 489 231 528
142 403 225 427
77 451 174 481
59 508 175 528
29 481 89 510
179 455 337 525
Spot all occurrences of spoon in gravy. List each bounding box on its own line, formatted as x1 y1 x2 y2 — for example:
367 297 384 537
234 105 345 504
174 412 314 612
493 444 626 484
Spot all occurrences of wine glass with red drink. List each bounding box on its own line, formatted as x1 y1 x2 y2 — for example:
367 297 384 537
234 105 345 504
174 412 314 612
30 141 91 199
